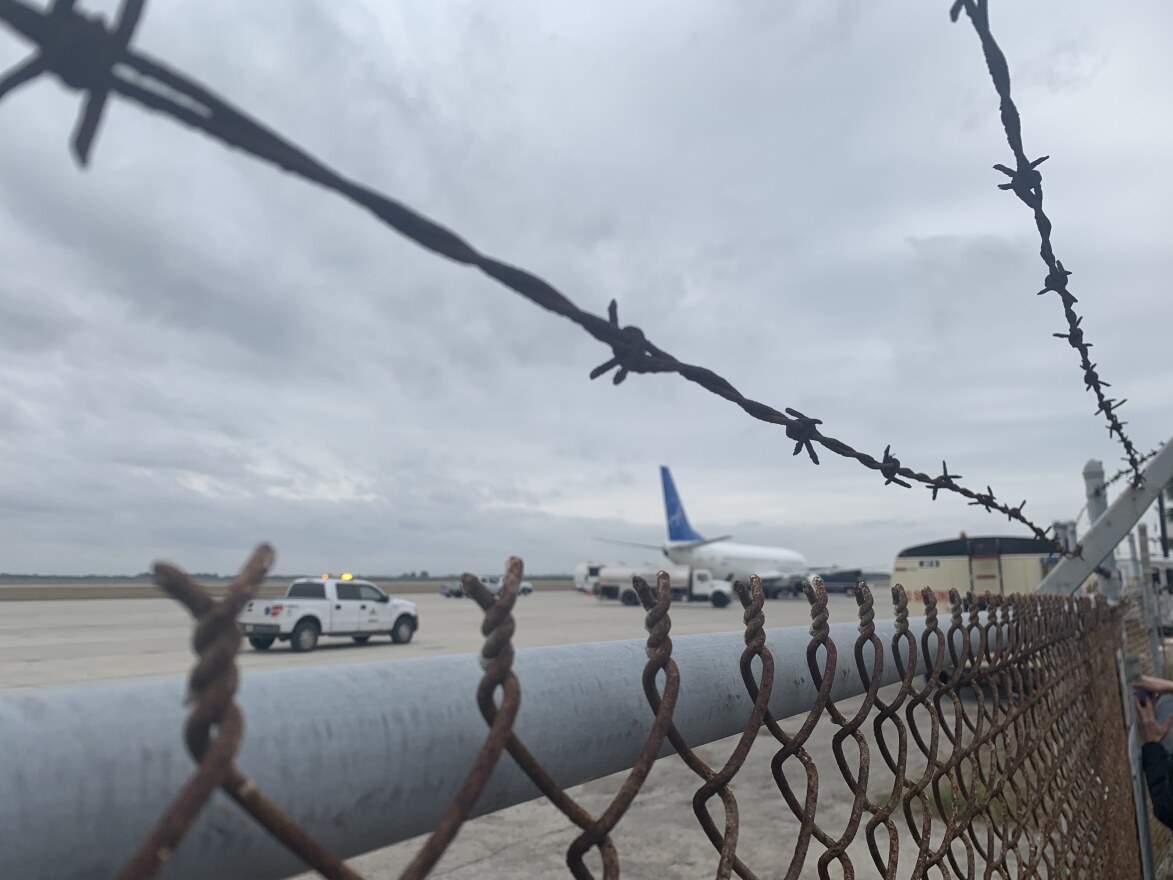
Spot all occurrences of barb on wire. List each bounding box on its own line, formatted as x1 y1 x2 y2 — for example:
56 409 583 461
0 0 1066 547
949 0 1146 485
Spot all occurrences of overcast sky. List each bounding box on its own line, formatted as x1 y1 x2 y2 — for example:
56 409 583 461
1 0 1171 579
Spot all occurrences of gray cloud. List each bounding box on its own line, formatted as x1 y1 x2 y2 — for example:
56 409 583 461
0 0 1170 578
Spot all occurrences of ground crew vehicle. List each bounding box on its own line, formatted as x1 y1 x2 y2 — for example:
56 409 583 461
778 568 893 598
594 563 735 608
237 574 419 652
439 576 533 598
574 561 604 593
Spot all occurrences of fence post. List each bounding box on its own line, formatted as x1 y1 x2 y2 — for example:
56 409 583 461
1084 460 1119 600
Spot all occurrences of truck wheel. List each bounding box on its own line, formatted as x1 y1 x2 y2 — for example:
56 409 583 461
391 616 415 644
248 636 275 651
621 590 640 607
710 591 730 608
290 620 319 653
352 635 371 644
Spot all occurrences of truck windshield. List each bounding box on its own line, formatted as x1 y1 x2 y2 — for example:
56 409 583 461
287 582 326 599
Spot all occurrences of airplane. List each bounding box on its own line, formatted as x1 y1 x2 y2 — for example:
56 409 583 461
599 466 810 598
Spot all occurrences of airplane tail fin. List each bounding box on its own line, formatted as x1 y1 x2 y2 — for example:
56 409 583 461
660 466 705 542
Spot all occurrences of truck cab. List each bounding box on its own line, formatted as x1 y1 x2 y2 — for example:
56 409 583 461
575 562 604 593
237 575 419 652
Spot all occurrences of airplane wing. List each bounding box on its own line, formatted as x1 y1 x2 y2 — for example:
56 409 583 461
667 535 733 550
594 537 664 551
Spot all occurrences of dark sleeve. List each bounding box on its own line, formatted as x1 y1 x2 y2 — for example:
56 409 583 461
1142 741 1173 829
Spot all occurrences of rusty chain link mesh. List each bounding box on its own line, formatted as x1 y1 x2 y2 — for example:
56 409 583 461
116 548 1144 879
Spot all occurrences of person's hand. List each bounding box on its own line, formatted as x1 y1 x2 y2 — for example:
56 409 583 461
1136 675 1173 695
1137 694 1173 744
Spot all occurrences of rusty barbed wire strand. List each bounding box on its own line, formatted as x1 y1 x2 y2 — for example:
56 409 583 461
1106 445 1162 490
950 0 1146 488
116 545 367 880
0 0 1094 549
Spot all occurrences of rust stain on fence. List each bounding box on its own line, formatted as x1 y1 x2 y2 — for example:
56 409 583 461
115 547 1141 879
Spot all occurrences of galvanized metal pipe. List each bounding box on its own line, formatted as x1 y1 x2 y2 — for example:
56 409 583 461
2 616 963 880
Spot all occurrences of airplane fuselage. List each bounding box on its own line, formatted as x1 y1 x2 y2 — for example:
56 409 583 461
663 540 808 584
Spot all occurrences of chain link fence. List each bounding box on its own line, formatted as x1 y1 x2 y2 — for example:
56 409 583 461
71 547 1136 879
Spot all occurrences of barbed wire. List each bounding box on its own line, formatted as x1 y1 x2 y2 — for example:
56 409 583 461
949 0 1145 488
0 0 1150 553
1106 446 1162 490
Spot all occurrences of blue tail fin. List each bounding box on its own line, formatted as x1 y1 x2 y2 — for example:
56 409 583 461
660 466 704 542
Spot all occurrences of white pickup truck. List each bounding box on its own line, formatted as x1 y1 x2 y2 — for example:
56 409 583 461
237 576 419 652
